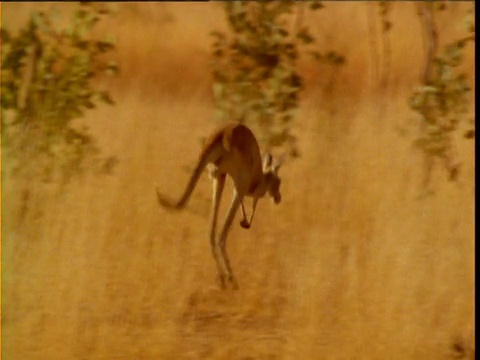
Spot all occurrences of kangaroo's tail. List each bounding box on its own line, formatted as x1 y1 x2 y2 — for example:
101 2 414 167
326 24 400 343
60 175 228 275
156 148 212 210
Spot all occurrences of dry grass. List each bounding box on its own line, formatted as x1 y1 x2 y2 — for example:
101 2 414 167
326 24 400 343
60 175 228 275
1 2 475 360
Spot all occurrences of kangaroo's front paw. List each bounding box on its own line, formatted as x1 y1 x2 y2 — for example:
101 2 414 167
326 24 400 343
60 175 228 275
240 219 251 229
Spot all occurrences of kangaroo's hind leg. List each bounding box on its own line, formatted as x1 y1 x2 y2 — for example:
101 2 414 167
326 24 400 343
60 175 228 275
216 190 241 289
209 169 227 287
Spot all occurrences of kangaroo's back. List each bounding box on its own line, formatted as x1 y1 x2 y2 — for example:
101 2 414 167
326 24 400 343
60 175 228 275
211 122 263 178
203 122 259 153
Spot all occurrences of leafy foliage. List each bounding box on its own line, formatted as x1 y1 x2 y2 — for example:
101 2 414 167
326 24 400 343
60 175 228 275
1 3 118 184
409 4 474 182
211 1 341 157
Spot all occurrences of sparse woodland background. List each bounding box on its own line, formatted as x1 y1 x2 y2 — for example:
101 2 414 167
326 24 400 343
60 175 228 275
1 2 475 360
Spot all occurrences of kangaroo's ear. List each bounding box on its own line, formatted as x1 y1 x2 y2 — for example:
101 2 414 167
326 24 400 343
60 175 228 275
272 153 286 173
263 153 273 171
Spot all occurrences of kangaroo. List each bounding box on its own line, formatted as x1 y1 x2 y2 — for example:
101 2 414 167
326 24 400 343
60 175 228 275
156 122 284 289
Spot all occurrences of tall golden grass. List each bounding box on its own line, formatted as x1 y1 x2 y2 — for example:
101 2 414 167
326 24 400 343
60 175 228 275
2 2 475 359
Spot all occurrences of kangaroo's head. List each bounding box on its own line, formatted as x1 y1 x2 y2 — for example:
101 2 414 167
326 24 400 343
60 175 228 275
262 153 285 204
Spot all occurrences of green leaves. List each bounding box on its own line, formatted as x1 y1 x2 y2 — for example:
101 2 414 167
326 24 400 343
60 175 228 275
296 28 315 45
409 4 475 182
310 50 345 65
310 1 324 11
1 3 118 184
98 90 115 105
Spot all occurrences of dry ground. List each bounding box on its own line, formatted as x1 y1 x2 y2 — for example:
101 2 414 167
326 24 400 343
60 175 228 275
1 3 475 359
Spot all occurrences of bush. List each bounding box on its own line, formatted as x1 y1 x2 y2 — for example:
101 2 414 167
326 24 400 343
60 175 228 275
211 1 343 157
1 2 119 184
409 4 474 183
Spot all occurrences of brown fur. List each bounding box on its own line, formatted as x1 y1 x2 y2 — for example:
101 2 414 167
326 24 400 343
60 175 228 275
156 122 284 288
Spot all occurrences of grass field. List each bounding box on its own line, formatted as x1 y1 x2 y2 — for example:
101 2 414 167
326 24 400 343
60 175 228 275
1 2 475 359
